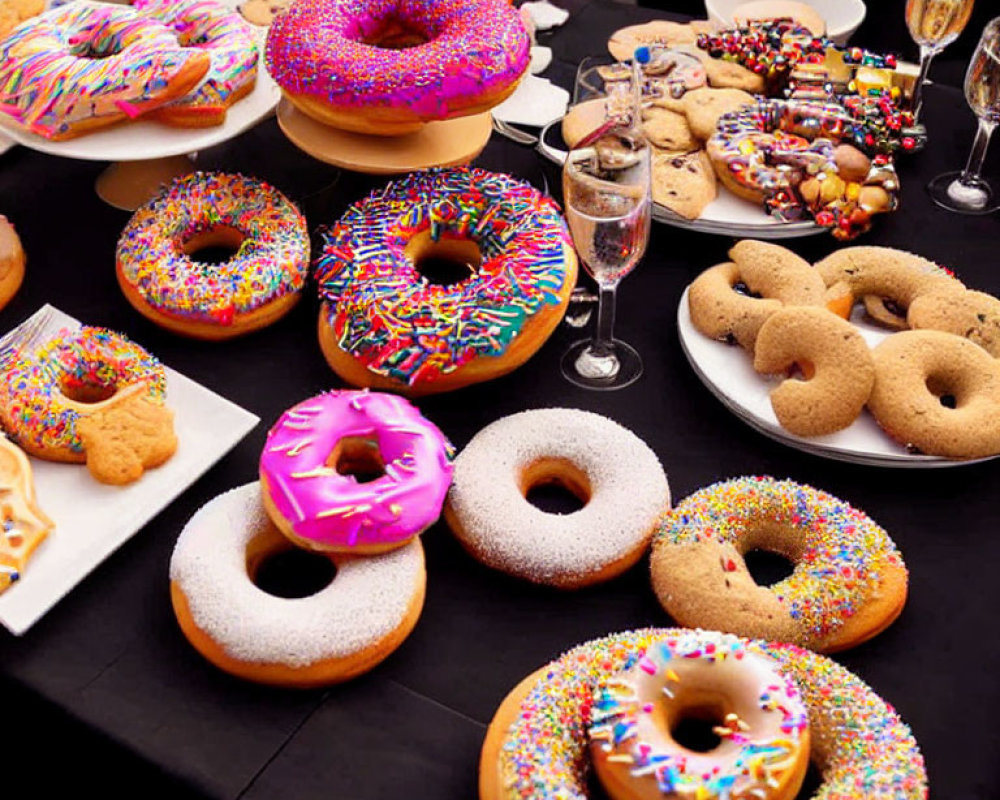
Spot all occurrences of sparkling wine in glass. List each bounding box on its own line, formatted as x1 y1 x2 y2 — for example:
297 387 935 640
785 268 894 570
928 17 1000 213
560 122 651 390
906 0 976 122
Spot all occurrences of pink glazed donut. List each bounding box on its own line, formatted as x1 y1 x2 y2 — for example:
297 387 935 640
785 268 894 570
260 390 453 554
264 0 531 135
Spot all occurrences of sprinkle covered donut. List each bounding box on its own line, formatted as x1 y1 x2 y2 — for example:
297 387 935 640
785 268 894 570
133 0 259 127
315 168 577 395
650 477 908 652
265 0 530 135
117 172 309 340
260 391 453 555
479 628 928 800
444 408 670 589
0 3 210 140
170 482 426 687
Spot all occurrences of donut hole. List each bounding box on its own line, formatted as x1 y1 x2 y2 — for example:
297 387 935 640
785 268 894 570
59 379 117 405
737 526 802 586
328 435 385 484
786 360 816 381
732 281 763 299
926 376 959 409
519 459 591 515
349 16 432 49
407 232 482 287
248 542 336 599
667 700 727 753
71 37 124 60
181 225 246 265
743 549 796 586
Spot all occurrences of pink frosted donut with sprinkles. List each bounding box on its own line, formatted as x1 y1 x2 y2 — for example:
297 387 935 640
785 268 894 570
315 167 578 396
0 3 210 140
479 628 928 800
650 477 909 653
116 172 309 340
0 326 167 463
265 0 531 135
259 390 454 555
133 0 259 127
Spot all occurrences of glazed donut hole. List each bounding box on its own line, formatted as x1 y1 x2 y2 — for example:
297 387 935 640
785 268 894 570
246 526 337 600
518 458 592 515
328 434 386 484
406 231 482 288
180 224 246 265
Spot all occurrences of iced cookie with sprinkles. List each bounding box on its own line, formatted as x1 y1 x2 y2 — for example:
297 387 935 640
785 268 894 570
650 477 908 652
315 168 577 396
265 0 530 135
0 326 176 485
260 391 453 555
116 172 309 340
171 482 426 687
444 408 669 589
0 436 54 594
479 628 928 800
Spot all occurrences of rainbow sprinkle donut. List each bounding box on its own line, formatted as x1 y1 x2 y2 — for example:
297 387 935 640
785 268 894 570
0 326 167 462
265 0 531 134
315 168 578 395
133 0 259 127
650 477 908 653
480 628 927 800
0 2 210 140
116 172 310 340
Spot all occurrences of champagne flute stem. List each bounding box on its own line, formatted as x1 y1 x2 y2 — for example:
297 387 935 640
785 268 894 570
592 283 617 356
960 120 996 183
912 45 938 122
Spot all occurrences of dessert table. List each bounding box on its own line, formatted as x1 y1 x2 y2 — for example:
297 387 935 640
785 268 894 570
2 1 999 798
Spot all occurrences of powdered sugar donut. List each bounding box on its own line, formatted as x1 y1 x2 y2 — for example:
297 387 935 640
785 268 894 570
444 409 670 589
170 483 425 688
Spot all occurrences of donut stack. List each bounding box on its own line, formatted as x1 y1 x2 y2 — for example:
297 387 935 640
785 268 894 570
169 389 454 687
264 0 531 135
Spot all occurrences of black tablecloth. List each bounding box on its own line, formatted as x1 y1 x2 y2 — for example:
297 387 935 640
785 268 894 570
3 2 999 798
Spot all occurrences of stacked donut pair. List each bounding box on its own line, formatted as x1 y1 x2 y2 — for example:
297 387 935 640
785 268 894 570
169 389 454 687
0 0 259 139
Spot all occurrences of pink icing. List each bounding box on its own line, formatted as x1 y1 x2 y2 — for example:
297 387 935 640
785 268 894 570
264 0 530 117
259 390 453 550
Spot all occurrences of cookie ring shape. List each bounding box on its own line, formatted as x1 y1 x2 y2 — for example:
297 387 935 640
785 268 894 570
480 628 927 800
444 408 670 588
170 482 426 688
650 477 908 652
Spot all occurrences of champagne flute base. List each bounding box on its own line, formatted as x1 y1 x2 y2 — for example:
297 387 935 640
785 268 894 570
928 171 1000 215
561 338 643 390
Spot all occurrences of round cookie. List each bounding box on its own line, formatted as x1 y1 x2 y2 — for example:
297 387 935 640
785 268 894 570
868 329 1000 458
908 288 1000 357
652 149 718 220
608 20 700 61
753 306 875 436
444 408 670 589
679 86 756 141
641 105 698 151
650 477 909 652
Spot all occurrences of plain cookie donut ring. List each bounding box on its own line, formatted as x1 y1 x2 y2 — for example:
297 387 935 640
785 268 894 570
908 289 1000 357
444 408 669 589
170 483 426 688
480 628 927 800
651 477 908 652
868 330 1000 458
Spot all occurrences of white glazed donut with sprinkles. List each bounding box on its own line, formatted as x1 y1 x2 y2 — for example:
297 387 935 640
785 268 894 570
444 408 670 589
169 482 426 688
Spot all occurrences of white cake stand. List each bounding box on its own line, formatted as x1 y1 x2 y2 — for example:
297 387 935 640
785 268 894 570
0 58 280 210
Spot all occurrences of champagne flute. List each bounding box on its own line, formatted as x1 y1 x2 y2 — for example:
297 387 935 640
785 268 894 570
906 0 977 122
560 118 651 390
928 17 1000 213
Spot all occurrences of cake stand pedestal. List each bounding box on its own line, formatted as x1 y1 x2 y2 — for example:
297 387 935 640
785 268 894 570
276 99 492 175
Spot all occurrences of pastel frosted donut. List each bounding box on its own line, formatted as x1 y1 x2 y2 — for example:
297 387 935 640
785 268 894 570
133 0 259 127
753 306 875 436
908 289 1000 357
265 0 530 135
0 326 168 464
260 390 453 555
590 632 810 800
170 483 425 688
116 172 309 340
0 3 210 140
315 168 577 395
479 628 928 800
868 330 1000 459
650 477 908 652
0 215 25 311
444 408 670 589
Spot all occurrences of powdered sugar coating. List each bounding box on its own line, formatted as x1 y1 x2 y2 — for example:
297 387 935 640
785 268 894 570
447 408 670 585
170 483 424 667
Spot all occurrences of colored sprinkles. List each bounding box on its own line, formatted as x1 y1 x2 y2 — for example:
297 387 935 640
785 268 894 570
314 167 573 387
117 172 309 325
498 628 927 799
